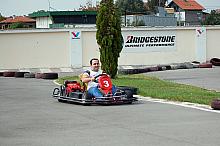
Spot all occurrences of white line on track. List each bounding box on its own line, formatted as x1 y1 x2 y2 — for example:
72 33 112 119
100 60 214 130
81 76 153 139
136 95 220 114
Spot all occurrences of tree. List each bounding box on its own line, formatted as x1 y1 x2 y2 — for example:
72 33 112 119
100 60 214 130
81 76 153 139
96 0 123 78
0 13 6 22
202 10 220 25
79 0 100 11
147 0 167 11
115 0 145 13
9 22 25 29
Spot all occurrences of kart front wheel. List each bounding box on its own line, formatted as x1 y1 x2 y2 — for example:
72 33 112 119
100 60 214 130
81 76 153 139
82 92 92 106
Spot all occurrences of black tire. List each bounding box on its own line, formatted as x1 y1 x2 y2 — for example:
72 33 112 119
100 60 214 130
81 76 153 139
0 72 3 76
211 99 220 110
157 65 166 71
42 73 58 79
35 73 43 79
199 63 212 68
165 65 172 70
82 92 92 105
210 58 220 66
192 61 200 64
14 72 29 78
124 90 133 99
3 71 16 77
82 92 92 100
24 73 35 78
116 86 138 95
149 67 158 72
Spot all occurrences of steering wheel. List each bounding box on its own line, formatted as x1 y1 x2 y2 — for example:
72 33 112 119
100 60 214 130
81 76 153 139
93 73 109 82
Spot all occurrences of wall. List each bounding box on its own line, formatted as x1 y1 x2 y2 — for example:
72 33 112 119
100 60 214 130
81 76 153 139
0 26 220 70
0 30 70 69
206 27 220 60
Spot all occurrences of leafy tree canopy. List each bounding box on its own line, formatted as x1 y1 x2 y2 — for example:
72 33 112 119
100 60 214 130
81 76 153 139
9 22 25 29
115 0 145 13
147 0 167 11
0 13 6 22
79 0 100 11
96 0 123 78
202 10 220 25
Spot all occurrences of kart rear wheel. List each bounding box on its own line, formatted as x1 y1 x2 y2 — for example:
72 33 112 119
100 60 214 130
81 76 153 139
124 90 133 99
116 86 138 95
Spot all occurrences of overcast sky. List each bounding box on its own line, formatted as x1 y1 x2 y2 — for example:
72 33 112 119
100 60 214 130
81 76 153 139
0 0 220 17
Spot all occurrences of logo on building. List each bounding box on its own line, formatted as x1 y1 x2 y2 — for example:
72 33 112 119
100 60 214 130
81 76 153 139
125 35 176 48
196 28 205 37
72 32 80 39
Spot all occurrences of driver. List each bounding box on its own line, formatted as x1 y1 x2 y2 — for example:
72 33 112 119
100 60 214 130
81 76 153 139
81 58 116 97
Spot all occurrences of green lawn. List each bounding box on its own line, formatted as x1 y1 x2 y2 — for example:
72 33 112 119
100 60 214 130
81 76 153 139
56 74 220 105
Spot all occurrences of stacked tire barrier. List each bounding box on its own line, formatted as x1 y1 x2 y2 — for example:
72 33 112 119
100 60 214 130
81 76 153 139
210 58 220 66
14 72 29 78
0 71 58 80
211 99 220 110
118 62 213 75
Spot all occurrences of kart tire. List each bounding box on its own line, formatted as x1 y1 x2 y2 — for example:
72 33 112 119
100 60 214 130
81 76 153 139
3 71 16 77
24 73 35 78
116 86 138 95
82 92 92 100
0 72 3 76
82 92 92 106
42 73 58 79
124 90 133 99
211 99 220 110
14 72 29 78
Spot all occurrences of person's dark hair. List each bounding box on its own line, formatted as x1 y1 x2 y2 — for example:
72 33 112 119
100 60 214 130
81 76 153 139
90 58 99 65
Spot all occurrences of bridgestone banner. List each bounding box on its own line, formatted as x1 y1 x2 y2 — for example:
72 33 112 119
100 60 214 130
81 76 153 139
122 30 176 52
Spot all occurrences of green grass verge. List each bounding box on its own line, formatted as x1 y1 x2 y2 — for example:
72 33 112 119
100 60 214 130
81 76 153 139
56 74 220 105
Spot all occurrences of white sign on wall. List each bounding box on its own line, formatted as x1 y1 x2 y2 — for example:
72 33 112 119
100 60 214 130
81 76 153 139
195 27 206 63
70 31 82 67
122 30 176 53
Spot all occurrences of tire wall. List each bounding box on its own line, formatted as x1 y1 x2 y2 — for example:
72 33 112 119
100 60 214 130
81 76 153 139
0 31 70 69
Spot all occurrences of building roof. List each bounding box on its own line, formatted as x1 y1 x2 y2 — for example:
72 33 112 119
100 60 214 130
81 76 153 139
0 16 36 23
169 0 205 10
29 11 97 18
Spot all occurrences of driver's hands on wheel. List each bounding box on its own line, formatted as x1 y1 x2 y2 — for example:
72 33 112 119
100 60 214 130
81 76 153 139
90 77 95 82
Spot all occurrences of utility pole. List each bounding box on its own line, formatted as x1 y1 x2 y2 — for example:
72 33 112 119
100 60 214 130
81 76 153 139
47 0 51 11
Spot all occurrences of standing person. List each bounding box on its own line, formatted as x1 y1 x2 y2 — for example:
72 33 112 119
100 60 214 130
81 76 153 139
80 58 116 97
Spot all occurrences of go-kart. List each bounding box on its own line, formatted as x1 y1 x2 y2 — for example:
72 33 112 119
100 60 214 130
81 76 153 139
52 73 137 105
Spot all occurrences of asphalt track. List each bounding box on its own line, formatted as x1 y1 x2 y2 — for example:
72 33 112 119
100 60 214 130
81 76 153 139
145 66 220 91
1 68 220 146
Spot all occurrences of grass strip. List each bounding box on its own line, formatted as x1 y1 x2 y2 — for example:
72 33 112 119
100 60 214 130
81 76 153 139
56 74 220 105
